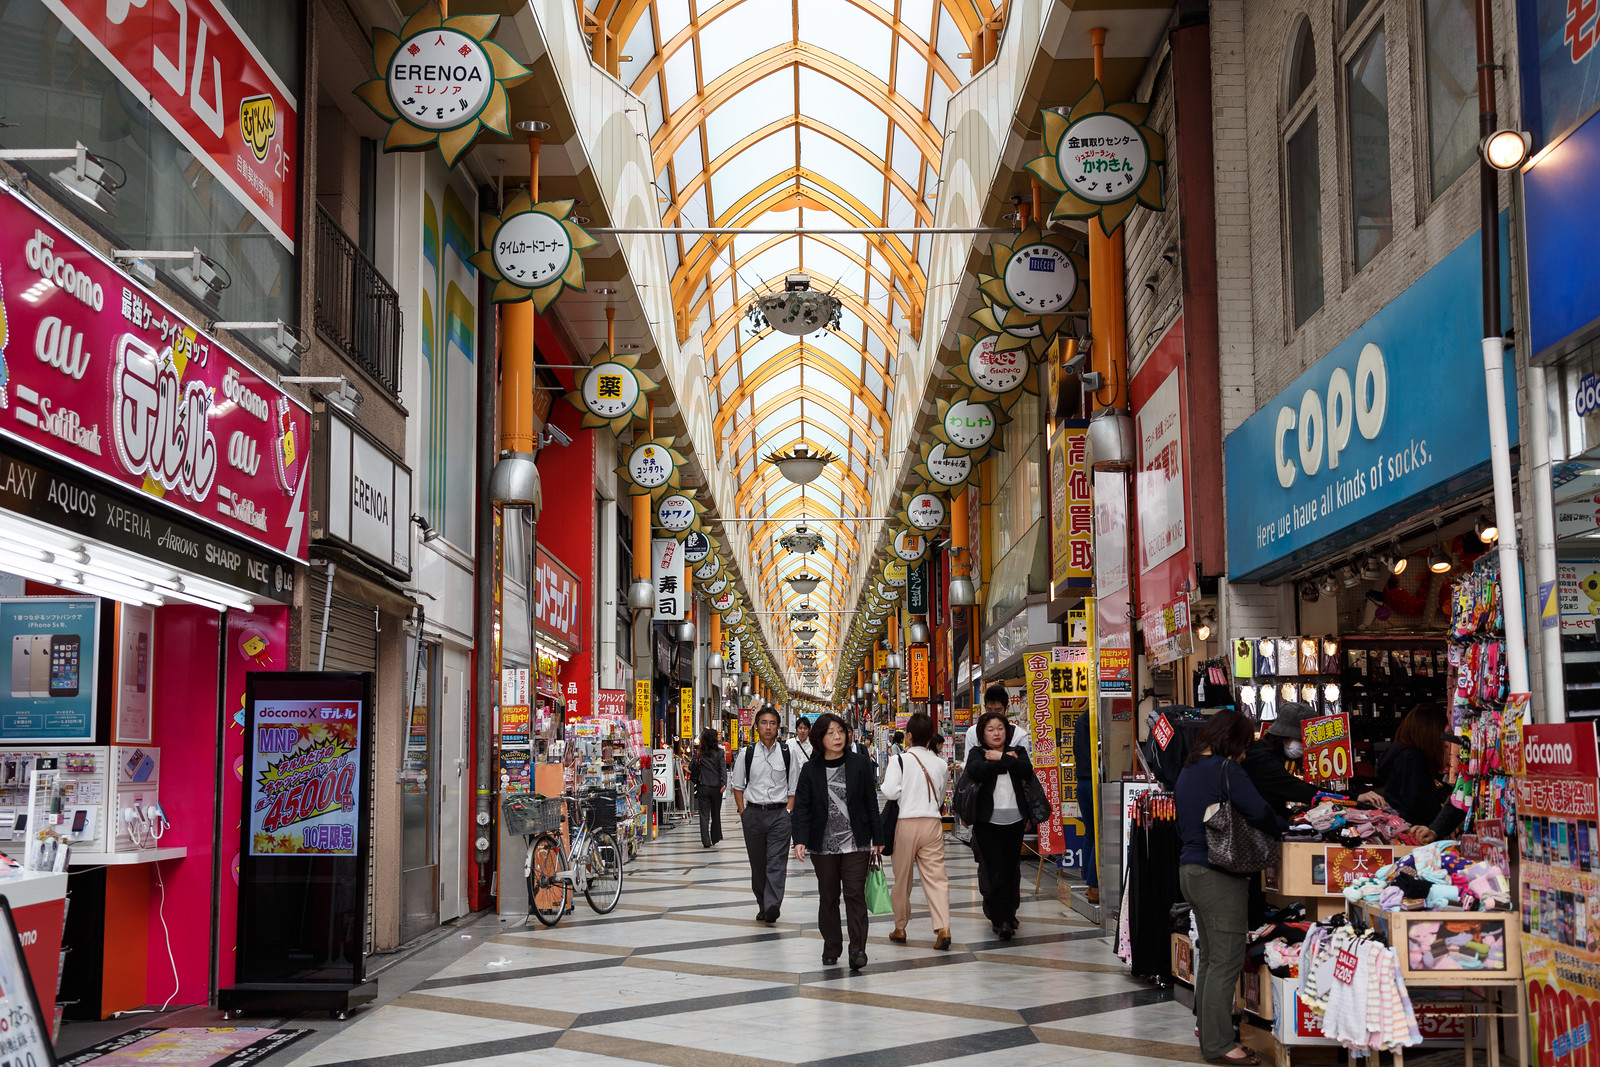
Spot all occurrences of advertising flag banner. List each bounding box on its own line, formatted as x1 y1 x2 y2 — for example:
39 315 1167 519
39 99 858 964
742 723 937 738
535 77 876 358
680 687 692 738
909 644 929 701
247 697 363 855
1023 652 1064 855
652 539 684 621
635 680 651 747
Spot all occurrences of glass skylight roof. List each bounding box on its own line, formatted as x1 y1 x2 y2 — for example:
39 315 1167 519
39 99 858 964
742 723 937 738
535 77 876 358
579 0 990 682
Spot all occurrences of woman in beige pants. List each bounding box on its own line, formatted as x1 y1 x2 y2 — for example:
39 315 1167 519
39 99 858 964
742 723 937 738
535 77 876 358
881 712 951 950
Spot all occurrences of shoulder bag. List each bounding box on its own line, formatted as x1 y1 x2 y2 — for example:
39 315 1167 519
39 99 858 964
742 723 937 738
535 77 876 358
952 766 982 826
1203 760 1280 874
879 755 902 856
1018 756 1053 825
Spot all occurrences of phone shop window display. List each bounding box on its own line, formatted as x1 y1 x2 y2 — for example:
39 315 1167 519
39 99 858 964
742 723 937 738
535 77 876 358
2 599 98 741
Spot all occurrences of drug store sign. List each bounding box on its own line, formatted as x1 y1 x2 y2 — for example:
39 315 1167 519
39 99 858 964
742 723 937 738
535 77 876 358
1223 228 1516 579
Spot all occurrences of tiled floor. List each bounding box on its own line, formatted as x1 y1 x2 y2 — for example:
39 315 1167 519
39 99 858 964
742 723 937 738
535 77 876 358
130 799 1206 1067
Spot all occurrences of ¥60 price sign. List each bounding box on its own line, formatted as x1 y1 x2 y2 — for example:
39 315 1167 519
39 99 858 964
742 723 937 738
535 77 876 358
1300 713 1352 784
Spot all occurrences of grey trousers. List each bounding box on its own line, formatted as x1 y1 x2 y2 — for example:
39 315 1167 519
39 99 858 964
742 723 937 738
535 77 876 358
1179 863 1250 1059
741 806 791 912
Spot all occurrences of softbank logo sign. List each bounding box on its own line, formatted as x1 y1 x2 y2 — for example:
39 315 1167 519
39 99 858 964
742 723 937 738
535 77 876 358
1273 343 1388 488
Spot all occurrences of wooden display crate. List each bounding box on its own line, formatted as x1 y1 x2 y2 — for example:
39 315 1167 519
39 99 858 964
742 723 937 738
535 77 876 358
1236 963 1273 1021
1353 902 1521 985
1172 932 1194 986
1262 840 1414 898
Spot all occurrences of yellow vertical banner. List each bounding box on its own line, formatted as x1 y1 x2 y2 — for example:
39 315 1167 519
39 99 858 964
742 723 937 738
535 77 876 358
636 679 652 747
909 644 930 700
679 687 693 738
875 649 888 671
1051 421 1093 595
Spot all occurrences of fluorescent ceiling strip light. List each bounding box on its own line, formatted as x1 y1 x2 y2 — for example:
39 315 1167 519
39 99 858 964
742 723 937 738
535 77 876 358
175 575 257 612
0 513 85 553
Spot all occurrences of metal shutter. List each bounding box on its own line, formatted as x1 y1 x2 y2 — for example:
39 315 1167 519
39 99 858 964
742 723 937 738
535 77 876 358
306 568 379 953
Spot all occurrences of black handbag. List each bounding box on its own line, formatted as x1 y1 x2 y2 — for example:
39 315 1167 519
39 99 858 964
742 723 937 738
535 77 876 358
1203 761 1280 874
880 756 902 855
1020 766 1052 825
952 770 981 826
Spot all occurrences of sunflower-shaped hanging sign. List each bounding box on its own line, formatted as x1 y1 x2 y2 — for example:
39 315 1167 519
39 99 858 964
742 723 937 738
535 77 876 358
1026 81 1167 234
949 331 1039 403
656 492 707 538
891 527 929 563
615 435 685 496
912 440 975 492
565 344 656 433
472 191 597 310
928 394 1012 460
978 226 1089 322
695 553 723 582
356 3 531 166
899 490 947 533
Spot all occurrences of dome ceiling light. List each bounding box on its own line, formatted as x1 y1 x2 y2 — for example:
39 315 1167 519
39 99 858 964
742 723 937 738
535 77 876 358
746 272 843 337
779 525 827 554
792 626 819 641
764 445 837 487
787 573 822 595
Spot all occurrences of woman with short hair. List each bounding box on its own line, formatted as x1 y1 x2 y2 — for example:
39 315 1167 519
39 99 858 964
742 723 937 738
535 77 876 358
962 710 1035 939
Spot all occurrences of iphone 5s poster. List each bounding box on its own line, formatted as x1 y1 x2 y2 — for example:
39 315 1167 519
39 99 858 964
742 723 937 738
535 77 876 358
0 597 98 741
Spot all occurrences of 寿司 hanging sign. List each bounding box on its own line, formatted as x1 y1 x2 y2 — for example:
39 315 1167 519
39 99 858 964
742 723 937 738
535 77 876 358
44 0 300 248
355 3 531 167
0 184 311 560
905 492 946 531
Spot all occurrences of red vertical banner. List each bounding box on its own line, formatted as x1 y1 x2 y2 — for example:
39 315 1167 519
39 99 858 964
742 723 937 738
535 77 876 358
218 606 288 989
1023 652 1064 854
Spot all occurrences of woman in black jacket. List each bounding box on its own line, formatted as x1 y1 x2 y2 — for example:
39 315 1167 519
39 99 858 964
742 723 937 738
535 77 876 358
792 712 884 970
692 729 728 847
964 710 1035 939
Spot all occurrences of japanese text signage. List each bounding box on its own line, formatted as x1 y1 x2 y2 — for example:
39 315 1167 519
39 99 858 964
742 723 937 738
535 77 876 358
652 538 684 622
1299 713 1352 784
0 598 98 742
909 644 929 701
44 0 299 247
907 560 928 614
582 361 641 422
680 687 692 738
943 400 995 453
247 697 364 855
1519 0 1600 141
1001 245 1077 314
1051 420 1092 593
906 493 945 531
1055 113 1149 206
1223 226 1514 579
966 334 1028 393
1137 369 1186 572
534 548 582 650
0 186 312 560
1022 652 1063 854
1139 598 1192 667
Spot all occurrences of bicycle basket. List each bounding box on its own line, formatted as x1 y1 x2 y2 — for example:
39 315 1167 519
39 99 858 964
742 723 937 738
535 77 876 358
580 794 620 834
502 794 561 836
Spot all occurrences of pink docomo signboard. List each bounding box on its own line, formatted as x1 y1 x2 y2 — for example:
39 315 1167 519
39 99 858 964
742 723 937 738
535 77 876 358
0 186 311 560
43 0 299 247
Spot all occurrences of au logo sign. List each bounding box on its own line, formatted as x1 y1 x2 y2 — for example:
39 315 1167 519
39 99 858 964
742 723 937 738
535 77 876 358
240 95 276 163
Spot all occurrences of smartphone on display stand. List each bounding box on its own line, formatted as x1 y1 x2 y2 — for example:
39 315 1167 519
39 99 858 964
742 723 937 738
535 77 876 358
48 634 79 697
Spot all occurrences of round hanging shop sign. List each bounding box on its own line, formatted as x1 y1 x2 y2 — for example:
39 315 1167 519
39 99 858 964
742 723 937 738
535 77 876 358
712 590 735 612
944 400 996 452
657 493 695 532
387 28 495 132
893 528 928 562
724 608 744 626
695 556 721 580
925 443 972 488
878 583 900 601
1002 243 1078 314
990 305 1043 338
581 361 641 422
683 530 712 562
884 560 907 586
704 576 728 595
1055 112 1151 206
490 207 575 291
626 441 674 490
967 335 1028 394
906 492 946 532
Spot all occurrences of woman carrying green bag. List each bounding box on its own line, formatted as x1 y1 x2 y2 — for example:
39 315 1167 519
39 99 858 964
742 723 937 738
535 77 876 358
792 712 884 971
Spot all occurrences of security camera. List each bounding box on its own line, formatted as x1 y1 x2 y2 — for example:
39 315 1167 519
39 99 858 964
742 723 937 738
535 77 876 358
540 424 573 448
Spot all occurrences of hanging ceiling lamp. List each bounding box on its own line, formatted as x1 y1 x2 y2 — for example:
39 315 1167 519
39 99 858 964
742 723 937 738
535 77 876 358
746 272 843 336
764 446 837 487
779 524 827 553
793 625 819 641
788 573 822 595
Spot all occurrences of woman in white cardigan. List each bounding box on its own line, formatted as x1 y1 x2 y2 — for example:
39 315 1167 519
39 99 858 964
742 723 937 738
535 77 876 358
881 712 951 949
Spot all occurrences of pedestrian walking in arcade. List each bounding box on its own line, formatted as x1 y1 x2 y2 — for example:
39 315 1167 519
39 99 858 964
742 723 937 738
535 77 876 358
731 706 799 922
692 728 728 848
793 715 814 759
963 710 1033 939
792 712 883 970
882 711 951 949
1176 708 1286 1066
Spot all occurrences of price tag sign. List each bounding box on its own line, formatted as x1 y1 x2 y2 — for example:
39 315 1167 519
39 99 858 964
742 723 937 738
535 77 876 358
1333 947 1359 985
1152 713 1175 751
1300 713 1352 783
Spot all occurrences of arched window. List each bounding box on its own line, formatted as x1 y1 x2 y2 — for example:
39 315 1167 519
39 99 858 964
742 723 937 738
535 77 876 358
1283 17 1324 326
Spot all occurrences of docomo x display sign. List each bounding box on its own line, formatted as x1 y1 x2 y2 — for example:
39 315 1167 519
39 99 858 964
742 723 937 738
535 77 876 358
1222 223 1515 580
0 185 311 561
44 0 299 248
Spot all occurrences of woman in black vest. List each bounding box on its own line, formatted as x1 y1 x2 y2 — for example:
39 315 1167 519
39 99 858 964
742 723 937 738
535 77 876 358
963 710 1035 939
692 728 728 847
792 713 884 970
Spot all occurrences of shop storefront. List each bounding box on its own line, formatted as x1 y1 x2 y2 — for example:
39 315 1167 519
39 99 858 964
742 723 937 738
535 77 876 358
0 179 309 1016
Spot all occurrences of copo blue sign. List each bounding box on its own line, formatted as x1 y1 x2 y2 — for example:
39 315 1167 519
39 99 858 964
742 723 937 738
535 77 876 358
1224 227 1515 580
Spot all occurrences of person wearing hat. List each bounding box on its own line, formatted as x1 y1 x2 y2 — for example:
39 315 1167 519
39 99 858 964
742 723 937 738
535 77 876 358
1242 702 1320 818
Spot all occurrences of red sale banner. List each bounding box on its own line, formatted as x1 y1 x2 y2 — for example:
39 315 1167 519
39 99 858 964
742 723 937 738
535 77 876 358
44 0 299 246
1300 713 1352 783
1023 652 1064 854
0 186 311 559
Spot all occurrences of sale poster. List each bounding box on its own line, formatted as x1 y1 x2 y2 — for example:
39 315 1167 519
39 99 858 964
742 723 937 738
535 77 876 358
1300 713 1352 784
0 597 99 742
1023 652 1064 854
247 699 363 855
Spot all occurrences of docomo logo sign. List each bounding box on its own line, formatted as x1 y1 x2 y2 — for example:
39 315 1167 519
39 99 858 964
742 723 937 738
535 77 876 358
1273 343 1388 488
1577 373 1600 419
113 335 219 501
1526 740 1575 767
25 229 104 311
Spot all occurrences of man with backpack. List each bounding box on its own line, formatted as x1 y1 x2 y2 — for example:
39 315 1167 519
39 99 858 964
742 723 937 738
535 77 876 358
731 705 800 923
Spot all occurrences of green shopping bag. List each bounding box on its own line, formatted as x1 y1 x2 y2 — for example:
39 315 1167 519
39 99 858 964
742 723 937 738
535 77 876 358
864 863 892 915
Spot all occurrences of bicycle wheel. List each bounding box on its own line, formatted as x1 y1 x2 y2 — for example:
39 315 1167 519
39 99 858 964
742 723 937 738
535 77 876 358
527 832 570 926
583 830 624 914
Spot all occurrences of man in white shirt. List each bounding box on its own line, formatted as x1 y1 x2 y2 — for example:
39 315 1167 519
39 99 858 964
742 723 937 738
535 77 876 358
792 716 814 760
963 685 1032 754
731 706 801 923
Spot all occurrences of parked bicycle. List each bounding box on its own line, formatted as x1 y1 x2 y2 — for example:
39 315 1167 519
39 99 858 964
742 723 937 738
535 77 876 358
503 790 624 926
